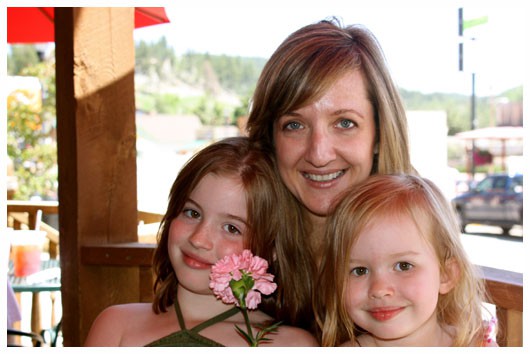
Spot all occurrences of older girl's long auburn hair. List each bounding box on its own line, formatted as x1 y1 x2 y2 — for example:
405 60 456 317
315 174 490 346
245 18 414 331
151 137 304 315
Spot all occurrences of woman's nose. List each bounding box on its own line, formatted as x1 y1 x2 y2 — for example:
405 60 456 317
368 273 394 299
304 126 336 167
188 222 213 250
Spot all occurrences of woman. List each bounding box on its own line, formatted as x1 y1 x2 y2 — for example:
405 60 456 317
246 18 415 331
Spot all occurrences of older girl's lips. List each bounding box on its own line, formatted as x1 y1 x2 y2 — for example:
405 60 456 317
182 252 212 270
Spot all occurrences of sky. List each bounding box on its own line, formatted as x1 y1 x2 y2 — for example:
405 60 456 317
1 0 526 96
131 0 527 97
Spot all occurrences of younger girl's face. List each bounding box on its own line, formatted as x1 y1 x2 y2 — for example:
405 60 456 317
345 213 454 346
168 173 248 295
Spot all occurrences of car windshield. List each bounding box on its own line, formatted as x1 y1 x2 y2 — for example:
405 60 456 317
510 176 523 193
475 177 495 193
475 175 523 194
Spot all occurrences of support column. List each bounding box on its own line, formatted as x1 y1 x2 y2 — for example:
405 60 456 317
55 7 138 346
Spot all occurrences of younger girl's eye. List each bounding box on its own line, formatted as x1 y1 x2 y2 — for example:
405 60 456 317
223 223 242 235
350 267 369 277
337 119 355 129
394 262 413 272
183 208 200 219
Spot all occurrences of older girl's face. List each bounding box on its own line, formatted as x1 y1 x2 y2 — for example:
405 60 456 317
168 173 248 295
273 69 376 217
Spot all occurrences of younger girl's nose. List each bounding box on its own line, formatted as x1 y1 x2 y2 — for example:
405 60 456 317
368 273 394 299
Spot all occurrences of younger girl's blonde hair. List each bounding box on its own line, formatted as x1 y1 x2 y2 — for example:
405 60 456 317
314 174 490 346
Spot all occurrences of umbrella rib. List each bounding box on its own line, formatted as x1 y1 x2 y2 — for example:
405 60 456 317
37 7 54 23
135 7 168 23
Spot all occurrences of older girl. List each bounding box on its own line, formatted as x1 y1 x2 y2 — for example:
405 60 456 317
85 137 316 346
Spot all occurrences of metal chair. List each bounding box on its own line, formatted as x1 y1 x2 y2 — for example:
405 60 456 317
7 328 46 347
40 318 62 347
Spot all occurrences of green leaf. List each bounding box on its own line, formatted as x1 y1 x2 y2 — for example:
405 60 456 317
235 324 256 346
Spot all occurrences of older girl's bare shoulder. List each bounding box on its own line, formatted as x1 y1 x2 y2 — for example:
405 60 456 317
85 303 156 346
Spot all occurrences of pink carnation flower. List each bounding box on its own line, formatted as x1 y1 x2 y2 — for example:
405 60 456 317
209 249 277 310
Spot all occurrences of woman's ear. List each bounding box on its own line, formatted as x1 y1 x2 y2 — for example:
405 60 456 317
439 257 460 295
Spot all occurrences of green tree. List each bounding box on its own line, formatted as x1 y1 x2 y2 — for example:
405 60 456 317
135 36 175 77
7 52 58 200
7 45 40 75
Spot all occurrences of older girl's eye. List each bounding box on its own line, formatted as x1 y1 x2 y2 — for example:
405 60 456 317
336 119 355 129
183 208 200 219
223 223 242 235
350 267 369 277
394 262 413 272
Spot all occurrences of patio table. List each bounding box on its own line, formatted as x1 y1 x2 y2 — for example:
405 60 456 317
8 259 61 335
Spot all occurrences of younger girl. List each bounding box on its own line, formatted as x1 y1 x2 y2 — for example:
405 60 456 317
85 137 317 346
314 174 496 347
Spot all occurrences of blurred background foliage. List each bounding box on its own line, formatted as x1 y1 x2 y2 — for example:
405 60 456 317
6 39 523 200
8 47 57 200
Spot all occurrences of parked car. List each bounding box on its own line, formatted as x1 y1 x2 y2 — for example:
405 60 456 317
452 173 523 234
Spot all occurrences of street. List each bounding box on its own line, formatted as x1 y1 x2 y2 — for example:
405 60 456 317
460 224 524 274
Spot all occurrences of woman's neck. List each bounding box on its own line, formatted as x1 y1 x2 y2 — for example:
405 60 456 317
306 212 328 260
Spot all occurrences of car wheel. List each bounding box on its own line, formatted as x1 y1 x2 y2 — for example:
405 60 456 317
501 226 512 235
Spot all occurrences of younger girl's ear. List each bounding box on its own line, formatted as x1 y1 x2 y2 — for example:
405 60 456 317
439 257 460 295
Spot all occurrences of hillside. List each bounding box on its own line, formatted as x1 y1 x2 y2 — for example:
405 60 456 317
135 37 523 134
7 41 522 133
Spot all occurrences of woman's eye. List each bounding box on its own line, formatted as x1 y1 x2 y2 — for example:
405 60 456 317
336 119 355 129
283 121 303 131
394 262 413 272
183 208 200 219
350 267 369 277
223 224 242 235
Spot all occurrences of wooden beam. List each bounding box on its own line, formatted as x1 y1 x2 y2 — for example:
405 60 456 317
55 7 137 346
7 200 59 214
81 243 155 267
479 266 523 347
480 265 523 312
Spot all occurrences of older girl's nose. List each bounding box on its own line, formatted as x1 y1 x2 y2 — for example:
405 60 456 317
188 222 213 250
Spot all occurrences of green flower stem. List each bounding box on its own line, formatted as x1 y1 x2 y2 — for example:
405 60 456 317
240 304 257 346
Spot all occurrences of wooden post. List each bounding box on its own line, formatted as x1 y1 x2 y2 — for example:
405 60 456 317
55 8 138 346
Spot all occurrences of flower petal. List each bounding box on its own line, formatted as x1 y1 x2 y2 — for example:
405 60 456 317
245 290 261 310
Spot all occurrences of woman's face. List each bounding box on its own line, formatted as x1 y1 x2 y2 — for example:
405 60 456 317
273 69 376 217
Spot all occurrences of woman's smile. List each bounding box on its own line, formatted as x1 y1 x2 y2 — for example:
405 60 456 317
302 169 346 183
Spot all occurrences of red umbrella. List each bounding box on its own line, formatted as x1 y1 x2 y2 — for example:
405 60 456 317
7 7 170 44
